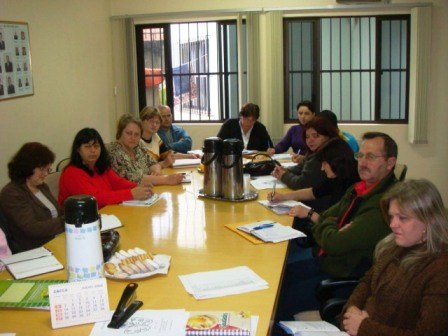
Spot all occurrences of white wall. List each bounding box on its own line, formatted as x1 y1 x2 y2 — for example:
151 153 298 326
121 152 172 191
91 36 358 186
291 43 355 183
0 0 447 203
0 0 115 184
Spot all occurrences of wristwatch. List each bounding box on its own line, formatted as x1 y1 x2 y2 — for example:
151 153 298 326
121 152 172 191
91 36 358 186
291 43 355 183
307 208 315 220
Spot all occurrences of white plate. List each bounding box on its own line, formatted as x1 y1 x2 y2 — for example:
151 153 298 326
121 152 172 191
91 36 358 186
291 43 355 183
105 254 171 280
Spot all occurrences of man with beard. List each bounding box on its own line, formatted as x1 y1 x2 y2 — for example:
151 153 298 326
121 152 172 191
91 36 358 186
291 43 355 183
275 132 398 319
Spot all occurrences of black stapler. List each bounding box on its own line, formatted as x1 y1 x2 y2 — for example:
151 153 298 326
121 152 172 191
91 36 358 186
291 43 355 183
107 283 143 329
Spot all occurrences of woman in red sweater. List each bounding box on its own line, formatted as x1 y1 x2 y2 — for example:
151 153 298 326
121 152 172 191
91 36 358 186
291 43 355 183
59 128 153 209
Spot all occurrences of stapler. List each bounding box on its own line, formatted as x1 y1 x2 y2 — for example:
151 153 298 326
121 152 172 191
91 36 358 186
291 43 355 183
107 283 143 329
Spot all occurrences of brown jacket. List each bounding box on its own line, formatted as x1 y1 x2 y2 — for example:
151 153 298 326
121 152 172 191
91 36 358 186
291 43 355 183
0 181 64 251
343 247 448 335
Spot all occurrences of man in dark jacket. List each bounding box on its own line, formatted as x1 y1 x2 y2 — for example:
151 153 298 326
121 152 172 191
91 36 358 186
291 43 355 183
276 132 398 319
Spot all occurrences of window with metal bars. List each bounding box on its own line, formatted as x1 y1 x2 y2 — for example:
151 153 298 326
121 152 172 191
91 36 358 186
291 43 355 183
135 20 241 122
284 15 410 123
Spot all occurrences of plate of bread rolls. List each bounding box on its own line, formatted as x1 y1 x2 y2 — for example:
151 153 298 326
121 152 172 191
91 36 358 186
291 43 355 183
104 247 171 279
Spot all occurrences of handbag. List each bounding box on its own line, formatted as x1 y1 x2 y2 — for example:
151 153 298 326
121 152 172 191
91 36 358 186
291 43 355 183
243 153 280 176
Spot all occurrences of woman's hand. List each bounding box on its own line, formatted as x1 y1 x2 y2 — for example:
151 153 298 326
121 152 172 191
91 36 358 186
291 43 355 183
266 148 275 155
291 153 305 164
271 166 286 179
342 306 369 336
161 153 175 168
288 204 310 218
131 184 153 200
267 192 284 202
164 174 184 185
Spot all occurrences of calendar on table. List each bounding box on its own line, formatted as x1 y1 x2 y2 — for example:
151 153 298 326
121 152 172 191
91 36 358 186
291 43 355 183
48 278 110 329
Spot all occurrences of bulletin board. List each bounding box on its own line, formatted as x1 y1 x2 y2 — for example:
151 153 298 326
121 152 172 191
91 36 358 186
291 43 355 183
0 21 34 101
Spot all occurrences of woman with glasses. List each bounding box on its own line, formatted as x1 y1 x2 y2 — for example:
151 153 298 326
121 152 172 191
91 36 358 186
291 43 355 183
140 106 200 168
109 114 184 185
341 179 448 335
0 143 64 252
59 128 153 209
217 103 273 151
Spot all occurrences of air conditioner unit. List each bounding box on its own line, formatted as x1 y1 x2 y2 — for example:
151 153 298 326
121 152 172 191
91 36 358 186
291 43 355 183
336 0 386 3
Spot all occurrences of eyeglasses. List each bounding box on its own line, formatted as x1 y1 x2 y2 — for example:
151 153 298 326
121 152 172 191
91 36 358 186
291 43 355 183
354 152 387 161
38 166 53 174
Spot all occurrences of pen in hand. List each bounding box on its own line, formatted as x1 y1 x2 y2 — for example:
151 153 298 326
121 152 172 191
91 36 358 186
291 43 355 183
271 181 277 200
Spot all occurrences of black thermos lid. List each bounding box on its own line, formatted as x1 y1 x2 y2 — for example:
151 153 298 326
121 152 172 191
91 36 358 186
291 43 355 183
203 137 222 153
64 195 99 228
222 138 243 155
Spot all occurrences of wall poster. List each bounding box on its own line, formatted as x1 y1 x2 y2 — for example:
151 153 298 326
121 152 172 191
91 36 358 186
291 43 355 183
0 21 33 101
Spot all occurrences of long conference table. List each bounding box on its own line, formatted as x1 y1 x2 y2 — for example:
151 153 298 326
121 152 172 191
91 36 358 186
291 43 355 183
0 168 293 335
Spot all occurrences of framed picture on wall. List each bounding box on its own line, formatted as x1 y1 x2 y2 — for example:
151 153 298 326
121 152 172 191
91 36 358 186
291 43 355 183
0 21 33 101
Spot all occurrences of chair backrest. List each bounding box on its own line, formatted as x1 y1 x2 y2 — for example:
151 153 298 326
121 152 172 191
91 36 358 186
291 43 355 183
56 158 70 172
45 171 61 199
394 163 407 181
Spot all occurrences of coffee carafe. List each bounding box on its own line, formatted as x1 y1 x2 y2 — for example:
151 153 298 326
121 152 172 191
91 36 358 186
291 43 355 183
202 137 223 197
65 195 104 282
221 138 244 200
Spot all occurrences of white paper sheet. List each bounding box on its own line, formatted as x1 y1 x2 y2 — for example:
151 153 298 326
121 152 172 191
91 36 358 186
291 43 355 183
272 153 292 161
258 200 310 215
90 309 189 336
179 266 268 300
100 214 122 231
121 194 161 207
250 176 287 190
172 158 201 168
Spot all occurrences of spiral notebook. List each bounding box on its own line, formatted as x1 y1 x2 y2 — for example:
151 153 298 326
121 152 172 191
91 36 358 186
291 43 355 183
186 311 251 336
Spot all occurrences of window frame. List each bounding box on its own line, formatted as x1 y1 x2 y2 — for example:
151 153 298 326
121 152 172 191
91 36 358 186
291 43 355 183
283 14 410 124
135 20 240 123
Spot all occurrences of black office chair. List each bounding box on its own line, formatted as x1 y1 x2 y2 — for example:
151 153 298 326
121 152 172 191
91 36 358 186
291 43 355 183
394 163 407 181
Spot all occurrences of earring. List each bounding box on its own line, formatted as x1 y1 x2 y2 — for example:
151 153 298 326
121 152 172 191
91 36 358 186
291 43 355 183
421 229 427 243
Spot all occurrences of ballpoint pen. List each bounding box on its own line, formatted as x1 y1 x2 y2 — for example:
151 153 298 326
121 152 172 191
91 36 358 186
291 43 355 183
253 223 275 230
271 181 277 199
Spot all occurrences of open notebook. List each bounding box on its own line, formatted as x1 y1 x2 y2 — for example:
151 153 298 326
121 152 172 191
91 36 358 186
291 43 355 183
0 247 63 279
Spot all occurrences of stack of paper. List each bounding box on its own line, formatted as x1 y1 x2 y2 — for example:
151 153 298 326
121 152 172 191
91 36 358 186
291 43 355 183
0 247 63 279
179 266 268 300
121 194 161 207
258 200 310 215
237 221 306 243
172 158 201 168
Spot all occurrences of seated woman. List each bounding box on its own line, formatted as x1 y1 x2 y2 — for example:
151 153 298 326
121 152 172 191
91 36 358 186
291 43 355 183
217 103 273 151
140 106 200 168
0 143 64 251
317 110 359 153
58 128 153 209
271 117 340 206
109 114 184 185
341 179 448 336
268 138 359 214
267 100 315 163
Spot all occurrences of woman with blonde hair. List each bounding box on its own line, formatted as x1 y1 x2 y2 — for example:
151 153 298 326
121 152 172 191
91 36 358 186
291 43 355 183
140 106 199 168
109 114 183 185
342 179 448 336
